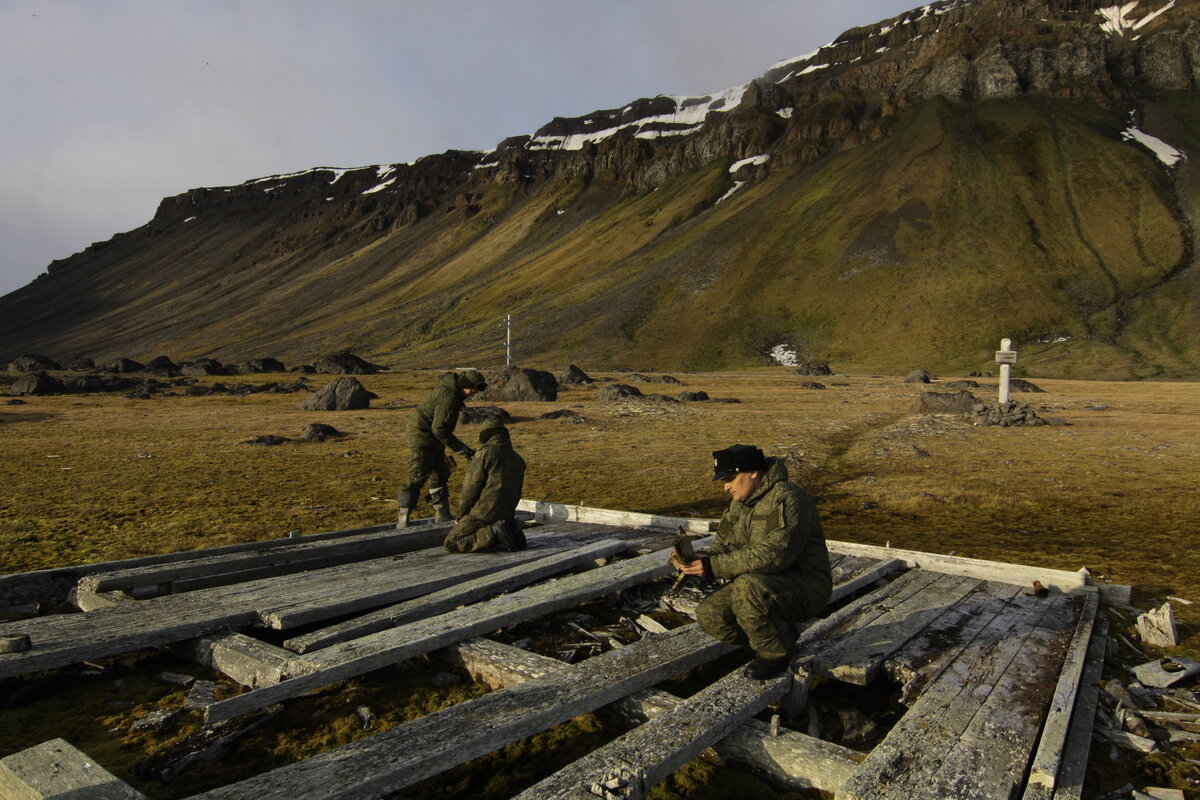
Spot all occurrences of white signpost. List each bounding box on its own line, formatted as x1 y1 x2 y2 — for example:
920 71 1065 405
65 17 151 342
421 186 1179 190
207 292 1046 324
995 338 1018 404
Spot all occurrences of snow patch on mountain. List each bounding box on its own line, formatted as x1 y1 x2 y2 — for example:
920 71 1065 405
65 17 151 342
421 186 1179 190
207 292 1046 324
1122 123 1186 166
1098 1 1176 35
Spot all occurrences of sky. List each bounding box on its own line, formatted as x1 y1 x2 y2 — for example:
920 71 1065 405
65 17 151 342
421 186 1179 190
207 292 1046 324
0 0 924 297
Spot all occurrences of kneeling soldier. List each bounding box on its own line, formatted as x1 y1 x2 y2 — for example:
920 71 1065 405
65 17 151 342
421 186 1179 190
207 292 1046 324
444 419 528 553
676 444 832 679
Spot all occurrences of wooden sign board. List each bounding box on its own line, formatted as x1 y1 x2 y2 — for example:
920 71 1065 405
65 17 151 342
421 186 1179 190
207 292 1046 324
995 350 1018 364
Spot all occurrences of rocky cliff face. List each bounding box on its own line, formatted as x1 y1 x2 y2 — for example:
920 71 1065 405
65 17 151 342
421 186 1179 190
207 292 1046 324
4 0 1200 378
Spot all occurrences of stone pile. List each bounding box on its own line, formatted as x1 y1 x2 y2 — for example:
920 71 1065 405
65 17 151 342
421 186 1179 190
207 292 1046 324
971 400 1046 427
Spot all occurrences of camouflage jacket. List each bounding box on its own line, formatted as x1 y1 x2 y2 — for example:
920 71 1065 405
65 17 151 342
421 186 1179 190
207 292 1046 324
708 458 832 591
407 372 469 453
456 432 526 521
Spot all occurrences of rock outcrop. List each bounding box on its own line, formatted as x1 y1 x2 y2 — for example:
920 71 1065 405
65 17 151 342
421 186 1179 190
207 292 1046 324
482 365 558 402
300 377 376 411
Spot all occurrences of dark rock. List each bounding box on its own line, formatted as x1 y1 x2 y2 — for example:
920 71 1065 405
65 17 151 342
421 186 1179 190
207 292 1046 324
799 381 826 390
126 388 152 400
243 358 286 373
104 358 145 374
63 356 95 371
911 446 931 458
596 383 643 401
560 364 595 385
11 372 64 396
300 377 376 411
968 371 983 377
830 382 850 386
643 393 680 403
460 405 512 424
676 391 710 402
8 354 61 372
242 435 290 446
629 373 682 384
483 364 558 401
290 365 317 374
971 399 1048 427
910 390 979 415
795 360 832 376
184 385 213 397
210 382 228 393
5 398 27 405
180 358 225 376
707 397 742 403
1010 378 1045 393
540 409 588 422
904 368 937 384
945 380 979 388
314 351 384 375
302 423 345 442
226 383 255 396
62 374 109 393
145 355 179 377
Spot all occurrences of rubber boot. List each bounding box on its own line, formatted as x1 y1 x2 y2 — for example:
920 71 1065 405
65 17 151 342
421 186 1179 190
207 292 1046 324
492 518 527 552
429 487 453 523
396 488 417 529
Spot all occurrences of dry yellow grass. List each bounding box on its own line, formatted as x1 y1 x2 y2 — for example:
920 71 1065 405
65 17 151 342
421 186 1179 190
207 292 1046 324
1 367 1198 796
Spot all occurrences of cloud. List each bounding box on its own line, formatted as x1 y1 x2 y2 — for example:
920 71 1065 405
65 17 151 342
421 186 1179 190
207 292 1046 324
0 0 919 296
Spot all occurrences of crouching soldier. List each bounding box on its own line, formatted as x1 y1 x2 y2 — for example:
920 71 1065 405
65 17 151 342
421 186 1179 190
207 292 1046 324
444 419 528 553
396 369 488 528
676 444 832 679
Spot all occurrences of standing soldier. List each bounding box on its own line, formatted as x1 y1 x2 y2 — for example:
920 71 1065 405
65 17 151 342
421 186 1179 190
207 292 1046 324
444 418 527 552
675 444 832 679
396 369 488 528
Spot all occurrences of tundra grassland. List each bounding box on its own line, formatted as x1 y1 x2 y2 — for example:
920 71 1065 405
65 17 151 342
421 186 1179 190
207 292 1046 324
0 367 1198 797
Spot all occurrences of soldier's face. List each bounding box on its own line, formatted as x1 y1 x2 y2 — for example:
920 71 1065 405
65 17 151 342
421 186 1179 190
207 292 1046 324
462 387 480 397
723 471 762 503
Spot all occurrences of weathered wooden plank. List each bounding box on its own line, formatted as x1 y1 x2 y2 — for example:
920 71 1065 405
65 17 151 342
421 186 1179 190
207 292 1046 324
829 557 907 603
0 738 147 799
837 591 1078 800
1022 590 1100 798
449 637 861 795
284 539 633 653
823 538 1131 605
203 539 712 724
813 573 982 685
513 662 791 800
517 499 715 534
78 527 449 593
1044 617 1109 800
884 579 1025 705
191 625 732 800
174 632 297 688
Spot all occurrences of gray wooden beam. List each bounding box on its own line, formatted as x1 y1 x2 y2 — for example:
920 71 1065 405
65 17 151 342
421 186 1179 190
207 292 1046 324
189 625 732 800
0 738 147 800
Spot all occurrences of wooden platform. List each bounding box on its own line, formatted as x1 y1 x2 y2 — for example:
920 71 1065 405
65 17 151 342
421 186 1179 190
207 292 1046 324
0 501 1120 800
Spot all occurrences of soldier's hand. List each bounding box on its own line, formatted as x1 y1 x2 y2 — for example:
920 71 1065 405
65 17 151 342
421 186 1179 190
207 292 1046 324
458 446 476 460
678 558 707 576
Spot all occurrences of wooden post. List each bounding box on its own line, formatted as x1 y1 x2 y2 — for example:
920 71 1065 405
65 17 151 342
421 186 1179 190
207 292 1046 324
996 338 1018 404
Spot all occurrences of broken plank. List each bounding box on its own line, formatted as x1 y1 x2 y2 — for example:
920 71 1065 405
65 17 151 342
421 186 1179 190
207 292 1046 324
173 632 296 688
203 539 712 724
812 572 982 685
0 738 147 800
1022 590 1101 798
513 661 791 800
191 625 732 800
829 557 906 603
284 539 632 653
838 590 1073 800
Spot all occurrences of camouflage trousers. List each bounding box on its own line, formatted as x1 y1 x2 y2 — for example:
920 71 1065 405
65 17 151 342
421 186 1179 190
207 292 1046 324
694 572 828 660
401 440 451 496
444 515 502 553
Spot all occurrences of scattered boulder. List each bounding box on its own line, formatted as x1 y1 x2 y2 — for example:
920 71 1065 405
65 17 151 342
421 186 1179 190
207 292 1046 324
630 373 682 385
799 382 826 390
795 360 832 376
300 377 376 411
126 387 153 400
971 400 1048 427
560 364 595 385
301 423 345 442
104 358 145 374
596 384 643 401
5 398 27 405
643 394 680 403
62 374 112 393
904 368 937 384
540 409 588 422
242 358 286 373
461 405 512 424
145 356 180 377
7 354 61 373
180 358 225 376
945 380 979 389
910 390 979 415
185 385 214 397
707 397 742 404
11 372 64 396
63 356 95 371
676 391 710 402
1010 378 1045 393
483 365 558 402
290 364 317 374
242 435 290 446
314 351 383 375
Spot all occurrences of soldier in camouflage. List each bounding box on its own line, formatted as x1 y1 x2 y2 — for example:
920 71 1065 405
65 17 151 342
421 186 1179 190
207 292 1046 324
396 369 488 528
676 444 832 679
444 418 528 553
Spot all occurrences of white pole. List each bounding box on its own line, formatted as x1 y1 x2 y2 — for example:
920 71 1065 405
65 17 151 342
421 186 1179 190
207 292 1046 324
999 337 1011 405
506 314 512 366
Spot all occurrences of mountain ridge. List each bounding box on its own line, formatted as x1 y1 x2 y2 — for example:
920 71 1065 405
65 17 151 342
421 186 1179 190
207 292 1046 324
3 0 1199 379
